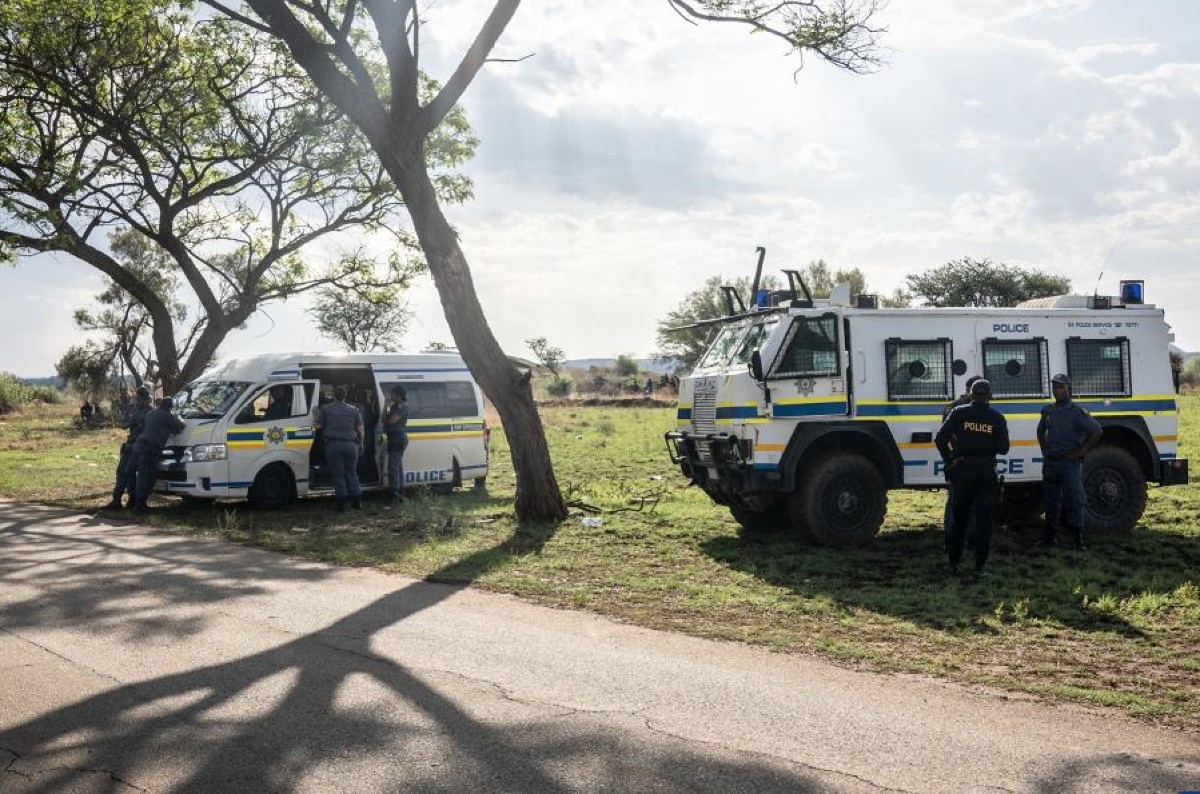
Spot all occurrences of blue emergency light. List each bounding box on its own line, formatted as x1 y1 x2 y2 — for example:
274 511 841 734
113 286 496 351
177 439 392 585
755 289 771 308
1119 280 1144 305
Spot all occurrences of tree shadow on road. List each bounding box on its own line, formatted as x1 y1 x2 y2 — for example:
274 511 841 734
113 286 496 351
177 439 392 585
0 503 832 793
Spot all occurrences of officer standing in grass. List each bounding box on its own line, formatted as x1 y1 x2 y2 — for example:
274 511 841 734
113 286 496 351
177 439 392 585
103 385 153 511
942 375 982 544
936 378 1010 580
316 385 364 511
1037 373 1103 551
131 397 185 512
384 385 409 508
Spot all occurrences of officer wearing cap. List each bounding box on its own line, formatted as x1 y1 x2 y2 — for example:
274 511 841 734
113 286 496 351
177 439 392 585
936 378 1010 580
103 386 153 511
942 375 983 544
1037 373 1103 550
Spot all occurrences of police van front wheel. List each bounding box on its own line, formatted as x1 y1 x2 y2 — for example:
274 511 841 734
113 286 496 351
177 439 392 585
1084 446 1147 533
792 452 887 549
248 463 296 510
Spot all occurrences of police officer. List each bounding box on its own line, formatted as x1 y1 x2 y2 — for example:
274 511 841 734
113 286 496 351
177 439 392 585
942 375 982 542
131 397 185 512
936 378 1010 580
315 385 364 511
103 386 153 511
384 385 409 508
1037 373 1103 550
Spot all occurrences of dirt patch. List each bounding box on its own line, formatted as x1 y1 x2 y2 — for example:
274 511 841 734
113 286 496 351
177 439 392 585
536 397 675 409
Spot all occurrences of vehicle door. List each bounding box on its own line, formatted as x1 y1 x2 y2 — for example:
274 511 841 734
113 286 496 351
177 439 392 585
764 312 849 418
227 380 320 491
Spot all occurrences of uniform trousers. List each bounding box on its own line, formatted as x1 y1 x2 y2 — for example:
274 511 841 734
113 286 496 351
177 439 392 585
386 438 407 499
325 439 362 502
112 442 137 503
132 441 163 507
948 458 997 571
1042 459 1086 541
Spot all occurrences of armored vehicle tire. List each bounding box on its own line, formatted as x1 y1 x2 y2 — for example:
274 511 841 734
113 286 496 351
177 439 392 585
995 483 1043 525
248 463 296 510
791 452 887 549
729 507 788 536
1083 445 1147 533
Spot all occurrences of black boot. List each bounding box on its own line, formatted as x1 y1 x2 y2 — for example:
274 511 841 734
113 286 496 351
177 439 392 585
102 498 123 511
335 498 346 512
351 497 363 509
1072 530 1086 552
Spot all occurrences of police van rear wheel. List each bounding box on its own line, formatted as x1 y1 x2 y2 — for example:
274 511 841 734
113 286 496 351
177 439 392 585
729 507 788 536
1083 446 1146 533
794 453 887 549
248 463 296 510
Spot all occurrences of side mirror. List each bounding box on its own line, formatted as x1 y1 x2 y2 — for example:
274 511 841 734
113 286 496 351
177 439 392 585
749 351 764 382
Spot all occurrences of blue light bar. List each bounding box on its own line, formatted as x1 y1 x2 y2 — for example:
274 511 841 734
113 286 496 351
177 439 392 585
1119 280 1144 305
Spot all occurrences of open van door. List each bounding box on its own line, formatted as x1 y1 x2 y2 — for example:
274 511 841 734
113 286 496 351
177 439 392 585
225 379 321 506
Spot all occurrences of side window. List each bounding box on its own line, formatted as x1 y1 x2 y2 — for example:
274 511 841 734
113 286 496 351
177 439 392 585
981 338 1049 399
885 338 953 401
1066 337 1131 397
381 381 480 420
769 313 839 379
235 384 300 424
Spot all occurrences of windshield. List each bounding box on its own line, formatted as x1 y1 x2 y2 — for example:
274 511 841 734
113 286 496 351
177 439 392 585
696 322 750 370
173 381 251 419
733 316 780 365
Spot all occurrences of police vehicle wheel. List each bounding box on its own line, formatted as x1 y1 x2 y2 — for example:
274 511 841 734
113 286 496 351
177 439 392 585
1083 446 1146 533
729 507 787 536
796 452 887 549
248 463 296 510
179 494 212 509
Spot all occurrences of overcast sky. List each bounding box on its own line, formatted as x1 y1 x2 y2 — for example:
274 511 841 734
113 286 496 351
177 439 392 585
2 0 1198 378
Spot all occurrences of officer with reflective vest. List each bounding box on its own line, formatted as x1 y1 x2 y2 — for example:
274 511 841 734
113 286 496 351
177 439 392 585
1037 373 1102 550
936 378 1010 580
103 385 153 511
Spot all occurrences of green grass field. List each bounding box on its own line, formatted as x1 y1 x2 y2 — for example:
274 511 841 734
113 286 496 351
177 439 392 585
2 397 1197 726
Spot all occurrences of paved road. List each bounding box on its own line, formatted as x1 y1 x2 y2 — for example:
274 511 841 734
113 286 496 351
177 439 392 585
1 499 1197 793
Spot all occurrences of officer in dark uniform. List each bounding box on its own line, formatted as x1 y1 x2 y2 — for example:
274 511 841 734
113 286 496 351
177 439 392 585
942 375 982 541
315 385 364 511
936 378 1010 580
103 386 153 511
131 397 185 512
1037 373 1103 550
384 385 410 508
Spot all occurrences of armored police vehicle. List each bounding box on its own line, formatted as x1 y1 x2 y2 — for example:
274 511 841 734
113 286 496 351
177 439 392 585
665 253 1188 548
150 352 490 508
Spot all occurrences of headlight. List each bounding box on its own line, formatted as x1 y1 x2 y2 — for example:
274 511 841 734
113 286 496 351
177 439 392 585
190 444 227 462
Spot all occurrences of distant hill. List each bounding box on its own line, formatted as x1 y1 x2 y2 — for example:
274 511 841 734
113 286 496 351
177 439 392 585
565 358 678 374
18 376 60 387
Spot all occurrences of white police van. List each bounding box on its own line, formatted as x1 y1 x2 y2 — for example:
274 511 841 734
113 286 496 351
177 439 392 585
154 352 490 508
665 262 1188 548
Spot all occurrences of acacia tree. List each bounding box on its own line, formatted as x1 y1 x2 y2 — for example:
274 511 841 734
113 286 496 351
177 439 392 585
310 253 425 352
71 229 190 387
906 257 1071 307
202 0 885 521
0 0 473 391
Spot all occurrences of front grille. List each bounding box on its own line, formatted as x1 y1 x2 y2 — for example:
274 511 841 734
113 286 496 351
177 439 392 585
692 387 717 463
163 446 187 463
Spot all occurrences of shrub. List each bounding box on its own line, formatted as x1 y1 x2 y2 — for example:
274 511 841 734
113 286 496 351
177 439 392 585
0 373 32 414
546 375 573 397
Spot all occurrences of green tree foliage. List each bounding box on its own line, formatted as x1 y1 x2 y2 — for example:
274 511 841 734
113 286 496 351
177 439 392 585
794 259 910 305
55 344 116 402
310 254 426 353
545 376 572 398
70 229 188 388
615 354 640 377
0 372 60 414
0 0 474 390
203 0 885 521
1180 357 1200 391
526 337 565 375
905 257 1071 308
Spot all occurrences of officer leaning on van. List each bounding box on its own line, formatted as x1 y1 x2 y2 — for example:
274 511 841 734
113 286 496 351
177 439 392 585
316 385 364 511
1037 373 1103 551
131 397 185 512
935 378 1010 581
384 385 409 508
103 385 153 511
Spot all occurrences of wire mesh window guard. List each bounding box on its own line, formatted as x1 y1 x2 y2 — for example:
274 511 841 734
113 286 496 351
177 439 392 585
769 313 840 378
981 338 1050 399
1066 337 1131 397
885 338 954 401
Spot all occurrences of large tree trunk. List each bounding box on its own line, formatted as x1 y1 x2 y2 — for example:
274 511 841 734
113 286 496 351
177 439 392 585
394 162 566 523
